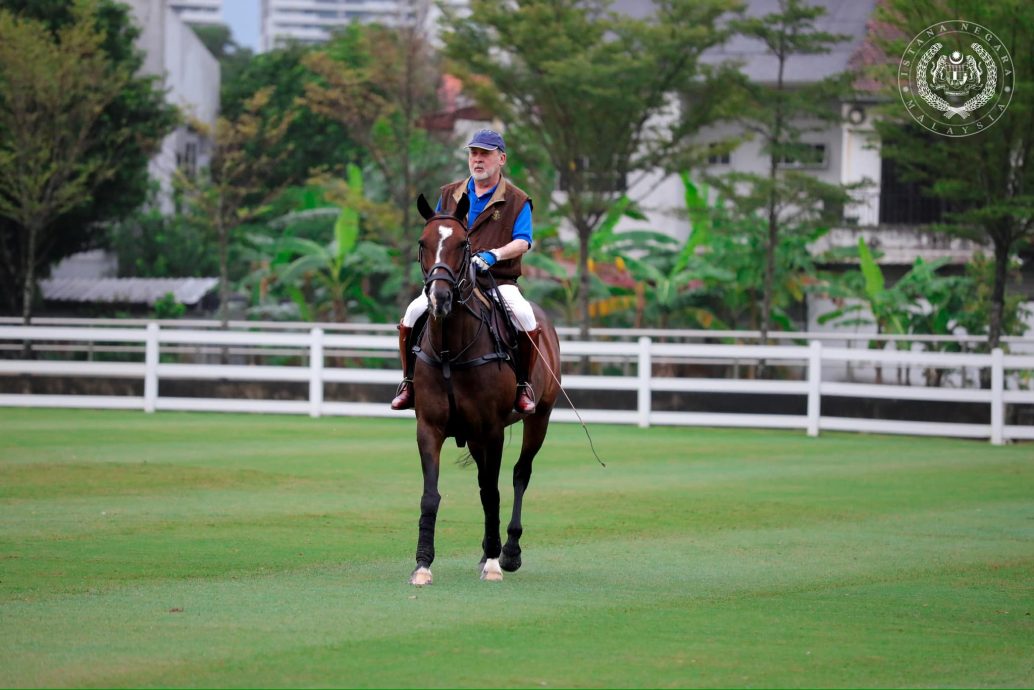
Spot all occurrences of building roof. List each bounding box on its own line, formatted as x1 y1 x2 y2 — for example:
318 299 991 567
40 278 218 306
612 0 878 85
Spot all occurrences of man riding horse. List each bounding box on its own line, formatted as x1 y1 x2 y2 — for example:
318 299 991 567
391 129 541 415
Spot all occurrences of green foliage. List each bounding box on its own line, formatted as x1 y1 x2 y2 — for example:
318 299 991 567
818 243 1032 384
178 86 297 325
0 0 177 318
820 240 945 338
677 176 826 331
820 245 1029 356
710 0 856 341
869 0 1034 347
250 165 396 323
953 254 1030 347
221 40 358 190
302 24 459 311
105 190 218 278
152 292 186 320
442 0 741 335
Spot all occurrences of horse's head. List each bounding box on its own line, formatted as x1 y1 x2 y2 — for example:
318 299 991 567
416 193 471 319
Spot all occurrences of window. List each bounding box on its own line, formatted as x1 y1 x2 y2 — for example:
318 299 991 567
706 143 730 165
777 143 828 169
879 154 956 225
180 141 198 179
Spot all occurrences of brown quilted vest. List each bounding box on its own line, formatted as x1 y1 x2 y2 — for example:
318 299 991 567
438 177 532 283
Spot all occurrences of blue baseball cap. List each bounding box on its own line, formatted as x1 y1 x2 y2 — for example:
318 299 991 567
466 129 506 153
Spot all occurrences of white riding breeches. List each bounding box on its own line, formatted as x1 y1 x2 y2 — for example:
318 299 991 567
402 283 538 331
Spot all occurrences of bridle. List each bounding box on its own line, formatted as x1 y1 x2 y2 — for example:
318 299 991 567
414 214 510 396
419 214 475 305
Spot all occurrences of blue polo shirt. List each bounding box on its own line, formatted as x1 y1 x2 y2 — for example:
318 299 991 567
436 178 533 246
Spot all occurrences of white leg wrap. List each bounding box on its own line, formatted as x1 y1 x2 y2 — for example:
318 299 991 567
401 294 429 327
496 284 537 331
481 558 503 582
410 566 433 586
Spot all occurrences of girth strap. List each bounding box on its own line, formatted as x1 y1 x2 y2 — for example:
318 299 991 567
413 346 510 448
413 347 510 371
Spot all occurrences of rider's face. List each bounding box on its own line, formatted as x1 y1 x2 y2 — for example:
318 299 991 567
468 147 505 183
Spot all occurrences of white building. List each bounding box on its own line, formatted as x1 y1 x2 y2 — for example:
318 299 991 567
169 0 224 26
45 1 221 289
260 0 427 51
125 0 221 213
602 0 1022 331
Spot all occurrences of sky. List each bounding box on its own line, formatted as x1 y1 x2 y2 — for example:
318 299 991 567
223 0 261 53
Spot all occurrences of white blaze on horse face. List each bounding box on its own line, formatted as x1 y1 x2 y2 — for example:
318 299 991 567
429 225 454 312
435 225 453 263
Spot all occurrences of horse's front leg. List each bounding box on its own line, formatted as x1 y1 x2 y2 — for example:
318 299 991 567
471 435 504 582
411 421 444 586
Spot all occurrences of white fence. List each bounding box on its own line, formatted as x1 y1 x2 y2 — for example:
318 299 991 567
1 323 1032 445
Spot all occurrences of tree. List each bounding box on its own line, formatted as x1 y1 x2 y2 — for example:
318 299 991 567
269 165 395 323
221 41 359 192
0 0 176 318
442 0 739 337
106 186 219 278
178 87 295 326
870 0 1034 349
302 24 459 312
714 0 854 346
1 0 127 324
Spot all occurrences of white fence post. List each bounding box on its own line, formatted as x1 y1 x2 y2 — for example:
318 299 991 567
143 322 159 413
309 327 324 418
990 347 1004 445
807 340 822 437
638 336 651 428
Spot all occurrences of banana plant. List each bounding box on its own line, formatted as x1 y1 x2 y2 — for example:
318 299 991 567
613 177 732 328
819 238 911 337
272 164 393 322
819 238 965 383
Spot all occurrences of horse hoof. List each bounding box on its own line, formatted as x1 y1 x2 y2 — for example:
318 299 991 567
499 551 522 572
410 566 433 586
480 558 503 582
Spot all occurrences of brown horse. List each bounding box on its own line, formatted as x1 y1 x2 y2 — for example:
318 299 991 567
408 193 561 585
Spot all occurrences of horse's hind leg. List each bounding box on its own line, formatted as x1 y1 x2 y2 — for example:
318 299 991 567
471 436 504 581
500 411 550 573
411 422 444 586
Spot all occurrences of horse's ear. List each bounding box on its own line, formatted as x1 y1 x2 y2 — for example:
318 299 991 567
454 193 470 227
417 194 434 221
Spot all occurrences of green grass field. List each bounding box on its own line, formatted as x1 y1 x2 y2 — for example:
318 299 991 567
1 408 1031 688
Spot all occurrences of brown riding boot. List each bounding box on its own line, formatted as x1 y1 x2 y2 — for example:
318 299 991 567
515 327 542 414
390 325 414 410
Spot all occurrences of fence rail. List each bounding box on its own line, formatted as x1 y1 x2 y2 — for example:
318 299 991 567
1 324 1031 444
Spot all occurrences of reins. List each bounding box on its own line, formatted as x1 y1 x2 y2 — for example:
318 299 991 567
416 223 509 443
416 214 606 468
481 271 608 469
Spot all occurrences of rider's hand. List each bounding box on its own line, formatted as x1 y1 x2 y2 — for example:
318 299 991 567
472 250 498 273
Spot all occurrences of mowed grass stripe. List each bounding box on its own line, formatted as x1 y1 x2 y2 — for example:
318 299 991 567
0 408 1031 688
3 528 1030 688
